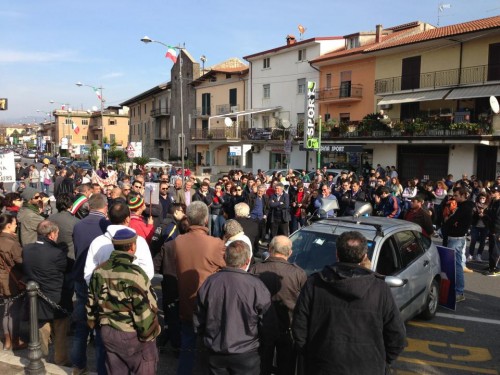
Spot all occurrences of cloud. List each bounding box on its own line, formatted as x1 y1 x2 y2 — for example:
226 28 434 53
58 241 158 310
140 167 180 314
101 72 124 79
0 49 80 63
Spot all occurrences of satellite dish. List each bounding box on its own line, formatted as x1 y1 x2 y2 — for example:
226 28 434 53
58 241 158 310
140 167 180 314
224 117 233 127
282 119 291 129
490 96 500 114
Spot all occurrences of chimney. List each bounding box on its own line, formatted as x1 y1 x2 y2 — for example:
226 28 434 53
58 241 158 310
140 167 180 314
286 34 296 45
375 24 383 43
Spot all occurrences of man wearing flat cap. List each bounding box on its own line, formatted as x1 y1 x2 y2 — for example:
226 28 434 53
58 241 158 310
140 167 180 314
17 187 44 246
87 228 161 375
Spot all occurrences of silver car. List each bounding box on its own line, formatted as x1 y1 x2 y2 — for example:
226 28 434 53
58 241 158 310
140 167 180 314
288 216 441 321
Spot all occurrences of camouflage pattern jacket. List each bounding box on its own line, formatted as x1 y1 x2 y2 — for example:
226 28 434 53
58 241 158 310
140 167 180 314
87 250 161 342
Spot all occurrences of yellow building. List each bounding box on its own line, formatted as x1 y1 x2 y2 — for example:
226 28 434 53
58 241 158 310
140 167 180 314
190 58 248 173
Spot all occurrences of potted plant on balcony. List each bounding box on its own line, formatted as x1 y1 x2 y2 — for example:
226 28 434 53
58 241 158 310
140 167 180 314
207 132 214 139
391 122 404 136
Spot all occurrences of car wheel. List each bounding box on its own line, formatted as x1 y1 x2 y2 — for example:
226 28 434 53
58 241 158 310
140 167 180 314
420 279 439 320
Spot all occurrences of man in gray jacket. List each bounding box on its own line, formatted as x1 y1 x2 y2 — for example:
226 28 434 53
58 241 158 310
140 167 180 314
17 187 44 246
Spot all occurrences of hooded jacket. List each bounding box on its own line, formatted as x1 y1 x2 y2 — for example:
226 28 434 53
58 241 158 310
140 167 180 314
292 263 406 375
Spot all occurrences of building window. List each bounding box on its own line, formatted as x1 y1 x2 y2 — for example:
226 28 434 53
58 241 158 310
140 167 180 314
339 113 350 124
82 119 89 126
82 136 88 140
110 134 116 143
297 78 306 94
263 84 270 99
94 134 99 140
326 73 332 89
65 118 72 125
263 57 270 69
298 49 307 61
67 135 72 140
144 104 147 114
109 119 117 125
226 74 232 79
262 115 270 127
346 37 360 49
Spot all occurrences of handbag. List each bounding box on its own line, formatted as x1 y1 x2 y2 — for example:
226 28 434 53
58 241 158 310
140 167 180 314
44 177 51 185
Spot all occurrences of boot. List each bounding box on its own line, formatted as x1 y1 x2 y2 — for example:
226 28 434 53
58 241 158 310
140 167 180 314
12 337 27 351
3 334 12 351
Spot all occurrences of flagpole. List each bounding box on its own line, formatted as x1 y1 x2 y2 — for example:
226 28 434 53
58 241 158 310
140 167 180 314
140 36 186 181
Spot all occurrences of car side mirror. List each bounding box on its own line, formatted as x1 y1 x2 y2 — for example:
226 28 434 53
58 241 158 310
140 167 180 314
384 276 408 287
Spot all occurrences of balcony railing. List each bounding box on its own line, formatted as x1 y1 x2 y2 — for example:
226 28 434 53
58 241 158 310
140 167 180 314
150 107 170 117
375 63 500 94
316 84 363 101
193 108 211 118
190 124 297 141
215 104 240 114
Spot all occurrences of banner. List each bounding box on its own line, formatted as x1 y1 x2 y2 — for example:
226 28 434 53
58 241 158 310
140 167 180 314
0 152 16 183
303 81 318 151
436 245 456 310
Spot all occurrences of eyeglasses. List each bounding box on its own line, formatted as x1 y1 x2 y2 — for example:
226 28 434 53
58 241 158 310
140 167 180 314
161 188 168 190
33 195 41 200
133 185 142 189
123 188 130 191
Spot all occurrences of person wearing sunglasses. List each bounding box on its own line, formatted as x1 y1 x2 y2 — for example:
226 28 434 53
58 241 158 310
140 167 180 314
17 187 44 246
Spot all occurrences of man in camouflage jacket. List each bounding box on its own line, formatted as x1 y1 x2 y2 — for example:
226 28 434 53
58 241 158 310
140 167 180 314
87 228 161 375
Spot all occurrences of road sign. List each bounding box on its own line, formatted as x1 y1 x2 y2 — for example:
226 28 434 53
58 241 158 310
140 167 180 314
127 144 135 152
229 146 241 156
103 143 110 150
127 151 135 158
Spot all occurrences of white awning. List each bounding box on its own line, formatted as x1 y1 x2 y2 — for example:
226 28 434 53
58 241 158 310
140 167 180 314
446 85 500 100
378 89 451 105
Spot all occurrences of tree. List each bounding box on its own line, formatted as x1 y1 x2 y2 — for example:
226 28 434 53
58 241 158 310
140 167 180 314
108 149 127 164
133 156 150 166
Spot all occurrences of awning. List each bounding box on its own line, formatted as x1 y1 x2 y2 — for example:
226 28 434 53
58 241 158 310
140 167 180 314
378 89 451 105
446 85 500 100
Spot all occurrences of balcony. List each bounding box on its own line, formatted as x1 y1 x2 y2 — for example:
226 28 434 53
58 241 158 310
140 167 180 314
375 63 500 94
193 107 211 118
190 124 298 142
150 107 170 117
190 127 240 140
215 104 240 115
316 84 363 102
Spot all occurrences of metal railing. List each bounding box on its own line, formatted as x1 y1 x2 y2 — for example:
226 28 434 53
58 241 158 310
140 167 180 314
374 63 500 94
316 84 363 101
150 107 170 117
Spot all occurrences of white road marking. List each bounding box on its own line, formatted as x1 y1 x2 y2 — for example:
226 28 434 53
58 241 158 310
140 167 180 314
436 313 500 325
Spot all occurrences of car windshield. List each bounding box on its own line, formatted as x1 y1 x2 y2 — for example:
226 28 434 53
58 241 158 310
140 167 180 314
289 229 374 275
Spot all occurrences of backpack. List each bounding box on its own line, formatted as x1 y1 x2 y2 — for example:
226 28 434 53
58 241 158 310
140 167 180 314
150 221 177 256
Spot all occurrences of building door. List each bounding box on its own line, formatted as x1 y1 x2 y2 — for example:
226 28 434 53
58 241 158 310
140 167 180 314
487 43 500 81
397 145 449 182
202 93 211 116
401 56 421 90
229 88 237 108
476 145 497 181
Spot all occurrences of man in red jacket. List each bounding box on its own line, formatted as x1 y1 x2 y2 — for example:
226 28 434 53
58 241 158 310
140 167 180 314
127 194 154 244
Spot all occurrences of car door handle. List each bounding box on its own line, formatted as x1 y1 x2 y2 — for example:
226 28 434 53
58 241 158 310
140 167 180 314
423 260 430 267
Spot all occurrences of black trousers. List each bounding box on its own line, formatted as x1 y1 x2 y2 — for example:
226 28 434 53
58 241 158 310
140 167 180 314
261 332 296 375
208 351 260 375
271 221 289 240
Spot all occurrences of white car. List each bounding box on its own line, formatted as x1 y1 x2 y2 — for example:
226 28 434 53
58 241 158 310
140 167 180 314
145 158 172 170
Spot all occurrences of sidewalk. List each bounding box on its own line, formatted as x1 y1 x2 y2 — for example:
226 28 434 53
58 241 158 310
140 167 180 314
0 350 86 375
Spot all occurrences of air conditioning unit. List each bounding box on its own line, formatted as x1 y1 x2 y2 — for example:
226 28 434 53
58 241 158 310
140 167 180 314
380 104 392 110
251 145 261 153
230 106 238 113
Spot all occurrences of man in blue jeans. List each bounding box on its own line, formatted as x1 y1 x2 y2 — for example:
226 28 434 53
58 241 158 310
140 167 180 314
71 194 110 374
442 187 474 302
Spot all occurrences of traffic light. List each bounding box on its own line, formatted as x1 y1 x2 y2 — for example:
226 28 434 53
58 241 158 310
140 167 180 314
0 98 7 110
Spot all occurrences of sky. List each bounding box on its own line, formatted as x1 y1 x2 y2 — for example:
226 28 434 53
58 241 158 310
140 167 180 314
0 0 499 124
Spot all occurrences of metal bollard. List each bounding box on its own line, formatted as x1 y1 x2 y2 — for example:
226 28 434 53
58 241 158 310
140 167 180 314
25 281 45 375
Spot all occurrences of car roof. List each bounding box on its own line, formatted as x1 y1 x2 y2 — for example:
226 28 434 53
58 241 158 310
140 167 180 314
300 216 422 239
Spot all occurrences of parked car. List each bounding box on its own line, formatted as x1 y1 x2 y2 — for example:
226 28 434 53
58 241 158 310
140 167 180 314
145 158 172 170
13 152 22 162
66 160 93 171
288 214 441 322
27 150 37 158
57 157 73 167
264 169 302 179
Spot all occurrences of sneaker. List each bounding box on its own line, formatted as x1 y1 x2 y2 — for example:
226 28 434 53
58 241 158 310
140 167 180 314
467 255 473 261
475 254 483 262
463 267 473 273
485 268 500 276
456 294 465 302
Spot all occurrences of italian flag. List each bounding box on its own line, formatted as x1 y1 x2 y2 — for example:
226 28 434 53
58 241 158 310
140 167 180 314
165 46 177 63
72 122 80 135
93 87 102 101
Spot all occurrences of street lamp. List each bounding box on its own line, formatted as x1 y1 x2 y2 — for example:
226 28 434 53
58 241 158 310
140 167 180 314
141 36 186 181
75 82 106 163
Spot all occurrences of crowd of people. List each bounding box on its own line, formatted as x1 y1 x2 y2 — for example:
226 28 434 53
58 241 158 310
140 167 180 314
0 157 499 374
